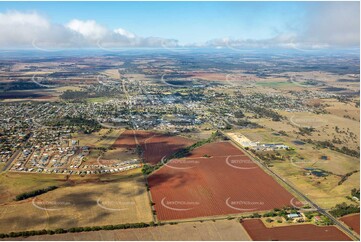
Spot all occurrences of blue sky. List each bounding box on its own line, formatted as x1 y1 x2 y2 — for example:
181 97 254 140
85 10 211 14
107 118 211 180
0 1 359 48
0 1 308 43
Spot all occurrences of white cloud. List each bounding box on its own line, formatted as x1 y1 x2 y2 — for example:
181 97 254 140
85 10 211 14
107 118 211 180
0 11 51 47
66 19 108 40
206 2 359 49
303 2 360 47
0 3 359 50
0 11 176 49
114 28 136 39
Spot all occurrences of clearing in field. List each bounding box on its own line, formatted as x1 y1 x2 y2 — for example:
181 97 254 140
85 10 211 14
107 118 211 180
0 173 152 233
340 214 360 235
242 219 351 241
148 141 299 221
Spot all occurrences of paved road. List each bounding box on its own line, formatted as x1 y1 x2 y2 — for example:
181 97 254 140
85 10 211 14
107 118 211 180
2 149 20 172
221 130 360 241
2 132 33 172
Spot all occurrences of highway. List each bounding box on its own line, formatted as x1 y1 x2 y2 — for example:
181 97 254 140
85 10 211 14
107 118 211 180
221 130 360 241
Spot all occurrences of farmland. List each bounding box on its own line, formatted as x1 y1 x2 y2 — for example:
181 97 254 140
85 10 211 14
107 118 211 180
340 214 360 235
242 219 352 241
148 141 299 221
113 130 195 165
4 220 251 241
0 172 152 234
0 30 359 241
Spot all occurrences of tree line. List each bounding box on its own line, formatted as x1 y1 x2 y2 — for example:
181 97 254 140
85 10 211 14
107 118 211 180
15 186 58 201
0 222 152 238
142 131 224 175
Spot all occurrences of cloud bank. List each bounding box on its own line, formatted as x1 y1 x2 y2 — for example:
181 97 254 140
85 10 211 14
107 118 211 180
0 11 177 49
0 2 359 50
206 2 360 49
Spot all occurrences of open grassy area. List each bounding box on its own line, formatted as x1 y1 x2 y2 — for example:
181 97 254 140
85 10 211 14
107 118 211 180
73 129 124 148
0 171 152 234
0 172 63 204
239 128 359 209
254 110 360 151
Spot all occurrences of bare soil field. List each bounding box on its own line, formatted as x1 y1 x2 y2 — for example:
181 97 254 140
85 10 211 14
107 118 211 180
186 141 243 158
113 130 194 165
148 141 299 221
5 220 251 241
242 219 351 241
0 173 152 233
112 130 153 149
143 134 194 165
340 214 360 235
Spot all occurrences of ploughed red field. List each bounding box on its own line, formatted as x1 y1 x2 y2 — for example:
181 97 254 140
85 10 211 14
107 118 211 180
148 141 301 221
112 130 194 165
340 214 360 235
242 219 351 241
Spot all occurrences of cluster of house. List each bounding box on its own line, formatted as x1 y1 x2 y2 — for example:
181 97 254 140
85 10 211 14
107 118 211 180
9 135 142 175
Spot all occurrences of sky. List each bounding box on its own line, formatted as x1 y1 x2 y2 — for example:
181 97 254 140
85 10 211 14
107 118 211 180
0 1 359 49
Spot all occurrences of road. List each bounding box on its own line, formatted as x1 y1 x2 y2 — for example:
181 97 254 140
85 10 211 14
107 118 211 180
2 149 21 172
2 132 33 172
221 130 360 241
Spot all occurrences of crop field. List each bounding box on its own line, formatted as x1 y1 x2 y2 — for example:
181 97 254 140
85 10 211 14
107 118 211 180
0 173 152 234
148 141 299 221
242 219 351 241
340 214 360 235
112 130 150 148
8 220 251 241
113 130 194 165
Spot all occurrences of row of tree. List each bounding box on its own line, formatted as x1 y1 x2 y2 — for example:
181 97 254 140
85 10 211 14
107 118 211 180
142 131 224 175
0 222 152 238
15 186 58 201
